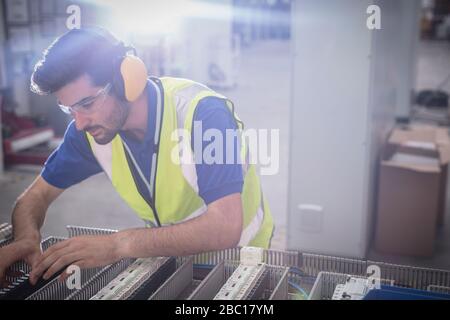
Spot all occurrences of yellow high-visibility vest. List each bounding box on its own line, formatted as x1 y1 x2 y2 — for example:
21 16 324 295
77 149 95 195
86 77 274 248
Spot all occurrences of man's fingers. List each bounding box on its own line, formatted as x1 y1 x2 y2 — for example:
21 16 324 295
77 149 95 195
26 248 43 268
42 254 80 281
32 240 70 269
58 271 70 283
58 261 84 283
30 245 74 285
32 242 73 274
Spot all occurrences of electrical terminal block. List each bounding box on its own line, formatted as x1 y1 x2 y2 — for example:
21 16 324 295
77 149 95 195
240 246 264 266
332 277 374 300
90 257 174 300
214 263 267 300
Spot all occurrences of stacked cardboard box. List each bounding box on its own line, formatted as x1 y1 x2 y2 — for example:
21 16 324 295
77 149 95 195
375 125 450 257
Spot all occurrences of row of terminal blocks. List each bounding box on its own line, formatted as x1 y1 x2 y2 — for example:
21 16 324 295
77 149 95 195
0 225 291 300
3 224 450 300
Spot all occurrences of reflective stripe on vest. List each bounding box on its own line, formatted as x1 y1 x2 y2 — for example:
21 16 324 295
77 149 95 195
86 77 274 248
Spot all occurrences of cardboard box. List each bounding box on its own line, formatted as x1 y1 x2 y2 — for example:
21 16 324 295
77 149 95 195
388 125 450 226
374 126 450 257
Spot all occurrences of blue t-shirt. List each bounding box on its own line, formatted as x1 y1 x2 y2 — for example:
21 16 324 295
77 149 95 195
41 79 243 205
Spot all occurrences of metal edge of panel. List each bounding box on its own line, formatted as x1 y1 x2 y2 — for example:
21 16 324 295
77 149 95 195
188 261 226 300
149 257 194 300
269 267 290 300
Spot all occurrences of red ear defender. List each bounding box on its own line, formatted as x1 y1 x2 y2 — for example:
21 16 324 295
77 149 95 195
118 55 148 102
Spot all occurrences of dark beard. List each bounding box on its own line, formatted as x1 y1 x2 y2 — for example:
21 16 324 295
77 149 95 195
91 101 129 145
93 129 117 145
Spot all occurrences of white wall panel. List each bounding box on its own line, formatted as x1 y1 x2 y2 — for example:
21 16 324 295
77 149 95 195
287 0 419 258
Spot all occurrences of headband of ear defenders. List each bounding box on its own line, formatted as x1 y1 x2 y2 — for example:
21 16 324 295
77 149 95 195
81 27 149 103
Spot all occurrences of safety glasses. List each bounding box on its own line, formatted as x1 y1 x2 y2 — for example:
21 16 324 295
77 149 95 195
58 83 112 115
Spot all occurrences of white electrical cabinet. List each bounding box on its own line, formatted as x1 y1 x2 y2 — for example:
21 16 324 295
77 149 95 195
178 0 237 89
287 0 420 258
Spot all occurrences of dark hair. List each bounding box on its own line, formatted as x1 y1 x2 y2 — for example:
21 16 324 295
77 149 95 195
31 27 126 95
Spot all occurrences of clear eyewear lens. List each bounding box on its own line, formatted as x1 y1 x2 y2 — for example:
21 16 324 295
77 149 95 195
58 104 72 115
58 84 111 115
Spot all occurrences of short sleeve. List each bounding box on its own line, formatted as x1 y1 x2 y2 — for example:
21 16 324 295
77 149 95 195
192 97 244 205
41 121 103 189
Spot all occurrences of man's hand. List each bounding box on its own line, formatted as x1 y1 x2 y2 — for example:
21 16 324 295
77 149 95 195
29 234 121 285
0 239 41 288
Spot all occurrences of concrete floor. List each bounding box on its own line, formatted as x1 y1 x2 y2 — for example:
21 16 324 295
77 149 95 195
2 39 450 270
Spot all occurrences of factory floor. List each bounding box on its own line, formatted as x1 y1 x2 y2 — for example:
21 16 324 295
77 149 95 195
1 39 450 271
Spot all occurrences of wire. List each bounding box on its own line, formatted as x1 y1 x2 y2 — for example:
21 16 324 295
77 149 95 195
289 267 317 284
193 264 215 269
289 266 308 277
288 281 309 300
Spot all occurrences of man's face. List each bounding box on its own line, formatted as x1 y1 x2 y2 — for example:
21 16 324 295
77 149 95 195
55 74 129 145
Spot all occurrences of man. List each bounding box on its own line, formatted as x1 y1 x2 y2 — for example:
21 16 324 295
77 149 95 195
0 27 273 287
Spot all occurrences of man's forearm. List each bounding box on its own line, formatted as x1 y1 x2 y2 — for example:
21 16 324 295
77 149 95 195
12 193 47 242
28 195 243 283
11 176 63 243
113 205 243 258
